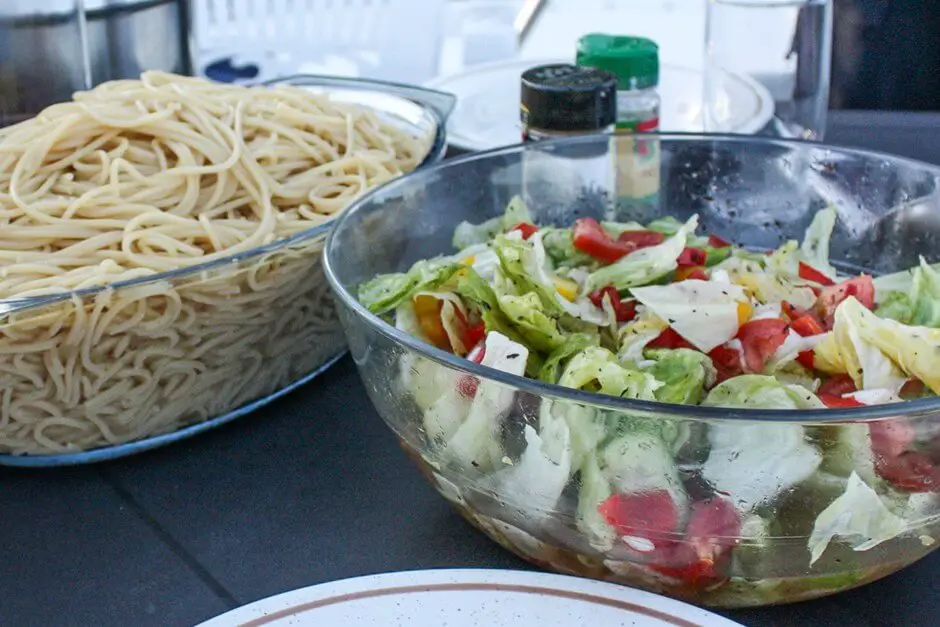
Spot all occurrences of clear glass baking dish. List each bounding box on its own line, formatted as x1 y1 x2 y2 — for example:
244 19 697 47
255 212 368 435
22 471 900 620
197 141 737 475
0 74 455 466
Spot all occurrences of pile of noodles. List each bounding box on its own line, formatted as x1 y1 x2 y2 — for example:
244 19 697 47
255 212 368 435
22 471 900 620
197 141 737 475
0 71 428 454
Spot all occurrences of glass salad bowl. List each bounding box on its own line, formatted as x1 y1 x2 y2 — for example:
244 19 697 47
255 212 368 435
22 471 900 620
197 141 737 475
323 134 940 607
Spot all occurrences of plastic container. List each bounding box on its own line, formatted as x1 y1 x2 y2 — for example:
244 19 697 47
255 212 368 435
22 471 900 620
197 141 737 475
324 133 940 607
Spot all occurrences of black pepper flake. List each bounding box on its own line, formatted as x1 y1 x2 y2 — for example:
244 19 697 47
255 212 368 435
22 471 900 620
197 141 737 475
507 353 520 359
668 318 677 324
471 460 480 468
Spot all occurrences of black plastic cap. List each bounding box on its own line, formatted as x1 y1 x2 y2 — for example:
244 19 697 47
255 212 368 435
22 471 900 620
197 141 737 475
520 64 618 132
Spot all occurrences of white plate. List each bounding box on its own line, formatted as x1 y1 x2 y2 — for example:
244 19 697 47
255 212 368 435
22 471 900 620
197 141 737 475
197 569 745 627
425 58 775 152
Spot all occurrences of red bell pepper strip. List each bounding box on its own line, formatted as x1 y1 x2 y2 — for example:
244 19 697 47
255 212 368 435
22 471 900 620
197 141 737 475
798 261 836 286
676 247 707 267
509 222 538 240
708 234 732 248
588 286 638 323
647 327 696 351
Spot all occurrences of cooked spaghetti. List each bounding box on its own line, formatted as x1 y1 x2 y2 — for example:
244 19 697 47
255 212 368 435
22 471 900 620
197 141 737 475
0 71 429 455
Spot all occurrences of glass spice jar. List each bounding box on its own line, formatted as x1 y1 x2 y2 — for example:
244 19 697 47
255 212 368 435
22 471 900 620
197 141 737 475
577 34 662 209
519 64 618 214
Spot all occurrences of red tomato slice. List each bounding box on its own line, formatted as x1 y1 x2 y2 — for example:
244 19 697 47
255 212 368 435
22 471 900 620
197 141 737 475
647 497 741 589
598 490 681 547
617 230 665 249
456 344 487 398
674 265 709 282
900 379 927 399
676 247 707 267
796 350 815 370
612 299 638 323
455 376 479 398
708 234 732 248
647 328 696 351
572 218 637 263
818 374 857 397
874 451 940 493
708 345 744 383
798 261 836 286
587 286 638 323
791 314 825 337
815 275 875 328
509 222 538 240
819 393 864 408
870 419 916 459
735 319 789 373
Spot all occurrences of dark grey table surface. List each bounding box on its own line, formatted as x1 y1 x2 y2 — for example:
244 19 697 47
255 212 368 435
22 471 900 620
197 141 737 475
3 111 940 627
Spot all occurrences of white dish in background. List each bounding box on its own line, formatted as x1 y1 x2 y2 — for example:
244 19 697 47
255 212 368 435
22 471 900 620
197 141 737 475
425 57 775 152
197 569 745 627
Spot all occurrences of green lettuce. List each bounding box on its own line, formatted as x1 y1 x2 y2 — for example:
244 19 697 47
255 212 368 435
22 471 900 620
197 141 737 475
451 195 533 250
703 374 824 410
808 472 908 566
492 233 562 314
585 215 698 293
800 206 838 280
576 429 689 551
875 291 913 323
452 217 502 250
497 292 565 353
644 348 715 405
701 376 824 512
358 259 463 315
558 346 662 400
877 257 940 329
537 333 600 384
541 227 595 268
501 195 533 229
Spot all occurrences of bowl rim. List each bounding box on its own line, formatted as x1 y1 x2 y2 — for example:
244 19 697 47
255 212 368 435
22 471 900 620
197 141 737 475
323 131 940 424
0 78 451 317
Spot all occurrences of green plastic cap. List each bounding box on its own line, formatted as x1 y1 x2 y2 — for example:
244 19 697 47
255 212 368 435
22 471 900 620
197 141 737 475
576 33 660 90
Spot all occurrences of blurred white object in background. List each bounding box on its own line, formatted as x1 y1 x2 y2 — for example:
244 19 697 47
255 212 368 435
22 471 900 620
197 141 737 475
704 0 832 139
438 1 523 76
516 0 705 69
192 0 447 84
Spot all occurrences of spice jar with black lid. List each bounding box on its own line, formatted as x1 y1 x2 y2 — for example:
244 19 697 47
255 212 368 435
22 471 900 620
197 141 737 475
518 64 618 217
520 64 618 143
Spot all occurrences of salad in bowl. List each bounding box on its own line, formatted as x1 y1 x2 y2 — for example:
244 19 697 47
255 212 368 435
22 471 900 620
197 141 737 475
354 195 940 606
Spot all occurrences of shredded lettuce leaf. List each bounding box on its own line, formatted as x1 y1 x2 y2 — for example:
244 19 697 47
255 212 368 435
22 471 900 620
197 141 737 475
630 280 748 353
358 259 464 315
644 348 715 405
800 206 838 280
814 297 925 392
439 332 529 471
584 215 699 293
558 347 662 401
538 333 600 384
808 472 908 565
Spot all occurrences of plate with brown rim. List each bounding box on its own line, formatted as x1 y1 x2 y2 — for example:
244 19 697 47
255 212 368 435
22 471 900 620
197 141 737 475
197 569 744 626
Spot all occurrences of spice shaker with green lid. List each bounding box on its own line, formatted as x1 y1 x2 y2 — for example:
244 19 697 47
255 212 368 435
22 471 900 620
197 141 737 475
577 33 661 206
